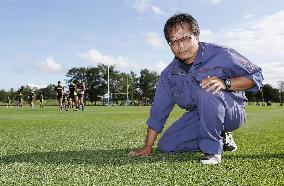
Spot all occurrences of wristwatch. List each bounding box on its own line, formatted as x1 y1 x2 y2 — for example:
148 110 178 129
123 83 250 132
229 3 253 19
224 79 231 90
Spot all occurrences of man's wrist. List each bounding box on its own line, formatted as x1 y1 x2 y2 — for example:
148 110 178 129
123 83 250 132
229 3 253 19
144 144 153 149
224 78 231 90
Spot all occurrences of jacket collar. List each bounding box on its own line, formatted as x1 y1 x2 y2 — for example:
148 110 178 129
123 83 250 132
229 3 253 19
193 42 205 66
171 58 188 76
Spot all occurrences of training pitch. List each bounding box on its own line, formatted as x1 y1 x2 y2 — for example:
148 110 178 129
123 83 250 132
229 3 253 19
0 105 283 185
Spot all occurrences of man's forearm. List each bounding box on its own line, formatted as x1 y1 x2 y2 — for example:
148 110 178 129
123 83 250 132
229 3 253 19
144 128 159 147
229 76 255 91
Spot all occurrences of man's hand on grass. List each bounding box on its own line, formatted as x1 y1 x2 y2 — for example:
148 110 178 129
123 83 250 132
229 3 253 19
128 128 157 157
128 145 152 157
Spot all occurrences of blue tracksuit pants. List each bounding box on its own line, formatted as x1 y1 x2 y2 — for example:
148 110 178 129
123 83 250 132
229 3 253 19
157 87 246 155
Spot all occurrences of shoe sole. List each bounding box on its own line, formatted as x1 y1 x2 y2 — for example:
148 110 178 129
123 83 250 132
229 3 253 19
200 160 221 165
223 146 237 152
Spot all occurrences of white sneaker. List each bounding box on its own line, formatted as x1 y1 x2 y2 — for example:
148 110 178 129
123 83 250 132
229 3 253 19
200 153 221 164
222 132 237 152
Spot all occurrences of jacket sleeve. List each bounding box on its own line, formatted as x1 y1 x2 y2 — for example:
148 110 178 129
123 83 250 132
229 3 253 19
224 49 264 92
146 77 175 133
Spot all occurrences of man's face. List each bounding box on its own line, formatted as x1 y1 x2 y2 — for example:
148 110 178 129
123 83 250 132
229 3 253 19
168 23 199 64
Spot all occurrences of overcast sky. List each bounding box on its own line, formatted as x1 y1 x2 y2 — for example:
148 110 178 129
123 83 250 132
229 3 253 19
1 0 284 90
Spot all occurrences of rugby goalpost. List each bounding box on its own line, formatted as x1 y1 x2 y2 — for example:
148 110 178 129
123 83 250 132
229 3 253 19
107 65 129 106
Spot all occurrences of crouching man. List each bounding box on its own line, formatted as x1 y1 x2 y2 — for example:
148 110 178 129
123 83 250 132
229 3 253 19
129 13 263 164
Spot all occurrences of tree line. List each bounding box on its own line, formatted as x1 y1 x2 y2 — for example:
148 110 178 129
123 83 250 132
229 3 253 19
0 64 159 105
246 84 284 104
0 64 283 105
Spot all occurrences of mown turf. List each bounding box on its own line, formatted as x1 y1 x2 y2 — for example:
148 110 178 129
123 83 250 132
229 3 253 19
0 105 283 185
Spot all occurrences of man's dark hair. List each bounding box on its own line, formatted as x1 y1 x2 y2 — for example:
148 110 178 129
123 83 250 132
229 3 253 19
164 13 200 43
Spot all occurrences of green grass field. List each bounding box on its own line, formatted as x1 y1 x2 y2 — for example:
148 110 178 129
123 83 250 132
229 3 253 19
0 105 283 185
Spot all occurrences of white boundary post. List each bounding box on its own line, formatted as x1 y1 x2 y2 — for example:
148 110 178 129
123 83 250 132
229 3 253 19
108 65 110 106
